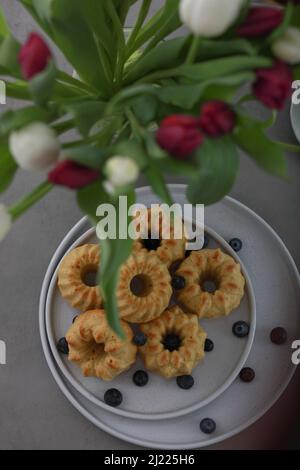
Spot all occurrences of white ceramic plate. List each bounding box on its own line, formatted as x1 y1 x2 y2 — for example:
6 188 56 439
45 224 256 420
40 186 300 449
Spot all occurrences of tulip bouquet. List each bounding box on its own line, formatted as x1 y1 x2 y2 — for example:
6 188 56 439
0 0 300 334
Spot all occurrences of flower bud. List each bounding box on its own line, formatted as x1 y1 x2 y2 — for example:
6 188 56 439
105 156 139 188
179 0 244 38
236 7 284 38
48 161 100 189
253 61 293 110
199 101 236 137
272 27 300 65
156 115 203 158
9 122 60 171
19 33 52 80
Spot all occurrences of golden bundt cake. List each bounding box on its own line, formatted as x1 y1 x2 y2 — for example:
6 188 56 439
139 306 207 378
66 309 137 381
132 207 186 267
58 244 102 311
117 252 172 323
175 249 245 319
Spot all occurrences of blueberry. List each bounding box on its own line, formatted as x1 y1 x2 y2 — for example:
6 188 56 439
229 238 243 252
203 234 209 249
163 334 181 352
143 238 161 251
177 375 194 390
232 321 250 338
270 327 287 345
133 370 149 387
57 337 69 355
239 367 255 383
204 339 214 352
104 389 123 407
133 332 148 347
172 275 186 290
200 418 216 435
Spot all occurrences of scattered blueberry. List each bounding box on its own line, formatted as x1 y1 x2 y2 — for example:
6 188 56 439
177 375 194 390
232 321 250 338
172 275 186 290
270 327 287 345
133 332 148 347
204 339 214 352
143 238 161 251
57 337 69 355
163 333 181 352
203 234 209 249
229 238 243 252
104 389 123 407
133 370 149 387
200 418 216 435
239 367 255 383
72 315 78 324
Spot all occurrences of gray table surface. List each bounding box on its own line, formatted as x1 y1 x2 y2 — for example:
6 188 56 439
0 0 299 450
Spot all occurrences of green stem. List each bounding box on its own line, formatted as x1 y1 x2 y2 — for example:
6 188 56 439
273 140 300 154
125 108 144 142
52 118 75 135
5 82 31 100
105 1 126 91
126 0 152 55
118 0 132 25
186 36 200 65
56 70 98 95
9 181 54 221
93 35 114 94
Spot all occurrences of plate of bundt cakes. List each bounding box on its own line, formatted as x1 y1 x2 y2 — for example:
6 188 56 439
40 185 300 449
44 203 256 420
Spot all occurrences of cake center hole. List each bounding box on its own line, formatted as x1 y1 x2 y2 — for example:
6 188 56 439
82 266 98 287
90 342 105 357
202 279 218 293
130 274 153 297
162 333 182 352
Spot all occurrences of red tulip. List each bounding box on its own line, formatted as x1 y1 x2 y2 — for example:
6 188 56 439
199 101 236 137
236 7 284 38
48 161 100 189
253 61 293 110
156 115 203 158
19 33 52 80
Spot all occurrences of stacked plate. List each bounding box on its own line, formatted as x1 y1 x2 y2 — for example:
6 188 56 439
39 185 300 449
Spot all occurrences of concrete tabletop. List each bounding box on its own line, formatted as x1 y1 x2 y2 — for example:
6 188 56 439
0 0 299 450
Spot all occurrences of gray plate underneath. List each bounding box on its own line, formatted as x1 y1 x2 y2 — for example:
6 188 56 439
39 186 300 449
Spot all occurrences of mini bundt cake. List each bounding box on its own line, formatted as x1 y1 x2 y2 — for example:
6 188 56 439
175 249 245 319
132 207 186 267
58 244 102 311
66 309 137 381
139 306 207 378
117 252 172 323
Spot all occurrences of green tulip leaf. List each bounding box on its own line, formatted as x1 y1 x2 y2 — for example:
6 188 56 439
29 60 57 105
234 114 287 178
65 101 106 138
187 136 239 205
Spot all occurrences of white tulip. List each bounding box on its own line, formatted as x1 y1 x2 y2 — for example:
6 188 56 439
272 27 300 65
0 204 12 242
105 156 139 189
179 0 244 38
9 122 60 171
